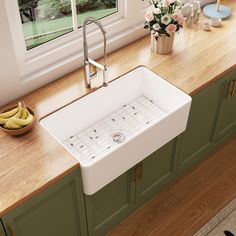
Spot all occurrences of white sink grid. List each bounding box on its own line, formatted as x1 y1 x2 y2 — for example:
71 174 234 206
63 96 167 166
40 66 192 195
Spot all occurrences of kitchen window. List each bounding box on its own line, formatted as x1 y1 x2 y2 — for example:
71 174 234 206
2 0 147 90
18 0 118 50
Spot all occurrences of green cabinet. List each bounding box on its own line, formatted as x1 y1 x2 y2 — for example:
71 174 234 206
2 170 88 236
0 220 6 236
135 139 178 206
214 70 236 141
2 69 236 236
85 139 177 236
85 170 135 236
177 68 236 174
177 77 226 173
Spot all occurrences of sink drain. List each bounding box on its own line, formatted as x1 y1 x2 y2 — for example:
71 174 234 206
111 131 125 144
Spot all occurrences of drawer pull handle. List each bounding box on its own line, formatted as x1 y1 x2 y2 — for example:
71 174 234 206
133 164 143 183
136 163 143 183
231 79 236 97
226 80 234 100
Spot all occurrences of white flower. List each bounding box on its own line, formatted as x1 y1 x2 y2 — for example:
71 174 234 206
157 2 162 8
176 0 183 6
153 7 161 15
161 15 172 25
152 23 161 31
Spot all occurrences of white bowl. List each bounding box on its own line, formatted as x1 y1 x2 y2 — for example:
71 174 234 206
210 17 222 27
202 21 211 31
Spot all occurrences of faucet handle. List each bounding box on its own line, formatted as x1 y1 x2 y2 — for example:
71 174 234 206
85 59 97 78
90 64 97 77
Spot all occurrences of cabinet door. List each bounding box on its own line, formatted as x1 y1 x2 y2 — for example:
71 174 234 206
0 220 6 236
178 77 226 173
214 70 236 141
2 170 87 236
135 139 178 206
85 170 135 236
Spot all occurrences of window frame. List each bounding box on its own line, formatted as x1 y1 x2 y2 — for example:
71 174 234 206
3 0 148 84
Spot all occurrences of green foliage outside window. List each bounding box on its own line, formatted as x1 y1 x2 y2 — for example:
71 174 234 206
19 0 117 21
18 0 117 49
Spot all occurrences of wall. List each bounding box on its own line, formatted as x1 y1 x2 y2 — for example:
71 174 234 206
0 1 84 107
0 3 22 106
0 1 148 107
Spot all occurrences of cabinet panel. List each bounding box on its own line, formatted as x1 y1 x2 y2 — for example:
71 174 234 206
178 78 226 173
215 70 236 140
85 170 135 236
135 139 177 206
2 170 87 236
0 220 6 236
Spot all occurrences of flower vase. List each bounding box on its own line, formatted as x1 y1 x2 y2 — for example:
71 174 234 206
151 33 175 55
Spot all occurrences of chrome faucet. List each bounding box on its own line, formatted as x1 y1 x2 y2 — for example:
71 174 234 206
83 17 108 88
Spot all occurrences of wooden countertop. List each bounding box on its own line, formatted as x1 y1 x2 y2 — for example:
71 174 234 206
0 0 236 217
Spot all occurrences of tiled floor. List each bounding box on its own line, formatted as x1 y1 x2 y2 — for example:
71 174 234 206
208 210 236 236
194 197 236 235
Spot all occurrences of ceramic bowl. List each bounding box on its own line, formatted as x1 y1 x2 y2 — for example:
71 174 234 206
0 105 35 136
202 21 211 31
210 17 222 27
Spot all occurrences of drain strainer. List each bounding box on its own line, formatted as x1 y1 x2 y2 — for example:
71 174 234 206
111 131 125 144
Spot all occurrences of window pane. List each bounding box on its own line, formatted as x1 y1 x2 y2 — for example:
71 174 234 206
18 0 73 50
76 0 118 26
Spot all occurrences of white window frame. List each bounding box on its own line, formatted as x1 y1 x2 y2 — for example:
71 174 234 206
3 0 149 86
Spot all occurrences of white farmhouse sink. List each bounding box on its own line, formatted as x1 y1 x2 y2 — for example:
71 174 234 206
40 66 192 195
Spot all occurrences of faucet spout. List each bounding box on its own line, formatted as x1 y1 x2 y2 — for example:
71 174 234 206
83 17 108 88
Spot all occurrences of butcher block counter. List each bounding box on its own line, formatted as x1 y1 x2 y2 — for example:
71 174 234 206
0 0 235 217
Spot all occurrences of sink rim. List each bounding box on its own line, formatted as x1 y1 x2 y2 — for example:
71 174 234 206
39 65 187 122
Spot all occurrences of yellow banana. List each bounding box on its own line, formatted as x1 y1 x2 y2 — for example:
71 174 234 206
13 103 23 119
0 103 22 125
0 102 34 129
0 103 20 119
20 107 28 119
4 120 23 130
9 112 34 127
0 117 8 125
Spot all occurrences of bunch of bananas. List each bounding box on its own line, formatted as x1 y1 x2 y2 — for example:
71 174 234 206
0 102 34 130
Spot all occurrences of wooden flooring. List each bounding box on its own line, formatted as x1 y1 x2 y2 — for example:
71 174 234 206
108 134 236 236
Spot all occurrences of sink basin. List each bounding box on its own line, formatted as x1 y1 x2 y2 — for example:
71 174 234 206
40 66 192 195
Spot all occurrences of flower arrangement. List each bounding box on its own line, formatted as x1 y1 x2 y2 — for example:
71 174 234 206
143 0 184 38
